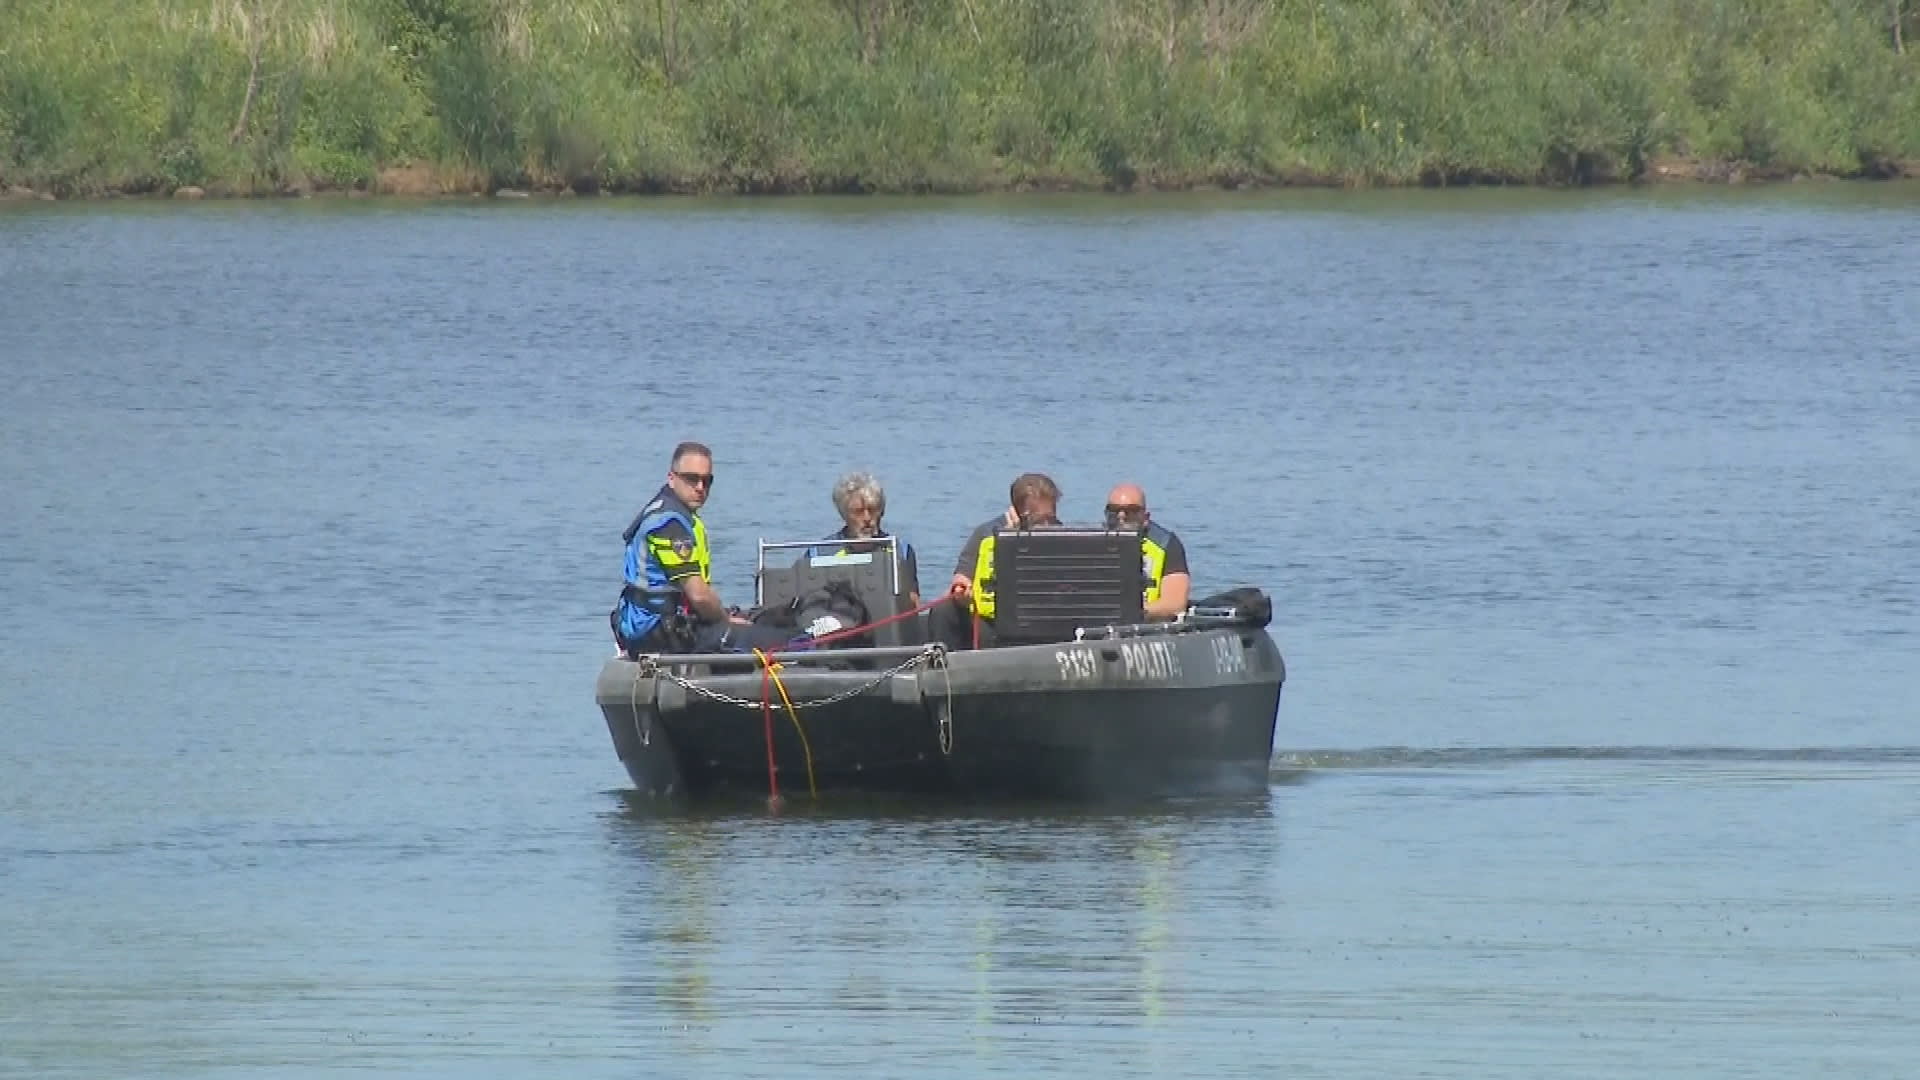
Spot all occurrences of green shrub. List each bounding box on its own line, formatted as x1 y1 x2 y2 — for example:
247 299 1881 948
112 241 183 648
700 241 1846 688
2 0 1915 194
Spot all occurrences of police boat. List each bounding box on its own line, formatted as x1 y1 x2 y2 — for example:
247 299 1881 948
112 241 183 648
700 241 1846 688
594 525 1286 803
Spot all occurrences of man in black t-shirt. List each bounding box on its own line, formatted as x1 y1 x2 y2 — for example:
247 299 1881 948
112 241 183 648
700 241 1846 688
935 472 1061 648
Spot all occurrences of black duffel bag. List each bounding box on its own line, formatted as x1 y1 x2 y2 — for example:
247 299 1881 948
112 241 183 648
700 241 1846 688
748 579 872 648
1192 586 1273 628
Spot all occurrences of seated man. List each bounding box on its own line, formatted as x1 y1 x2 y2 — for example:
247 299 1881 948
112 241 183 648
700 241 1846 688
799 470 921 606
931 472 1062 649
1104 482 1191 619
610 441 802 657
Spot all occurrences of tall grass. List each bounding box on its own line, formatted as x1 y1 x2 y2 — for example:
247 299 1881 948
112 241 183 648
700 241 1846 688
2 0 1915 195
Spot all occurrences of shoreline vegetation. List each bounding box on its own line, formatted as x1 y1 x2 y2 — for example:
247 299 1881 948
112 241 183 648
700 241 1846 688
3 0 1917 201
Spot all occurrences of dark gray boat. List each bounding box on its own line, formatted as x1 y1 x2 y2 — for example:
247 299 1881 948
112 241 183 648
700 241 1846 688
595 525 1286 803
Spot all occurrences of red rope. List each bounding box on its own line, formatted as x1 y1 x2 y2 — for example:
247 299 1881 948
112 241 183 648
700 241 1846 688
760 664 779 804
757 590 968 809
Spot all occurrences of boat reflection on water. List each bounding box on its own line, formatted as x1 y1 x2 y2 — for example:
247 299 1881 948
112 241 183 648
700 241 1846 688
601 808 722 1059
599 792 1281 1074
1136 829 1172 1029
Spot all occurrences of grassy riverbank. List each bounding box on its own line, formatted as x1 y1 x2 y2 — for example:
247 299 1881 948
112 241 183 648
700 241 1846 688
2 0 1917 198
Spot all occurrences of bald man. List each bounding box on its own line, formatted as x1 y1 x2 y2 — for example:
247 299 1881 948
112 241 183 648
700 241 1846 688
1104 483 1191 619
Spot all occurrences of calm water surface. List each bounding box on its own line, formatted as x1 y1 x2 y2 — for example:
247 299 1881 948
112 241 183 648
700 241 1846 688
2 186 1917 1077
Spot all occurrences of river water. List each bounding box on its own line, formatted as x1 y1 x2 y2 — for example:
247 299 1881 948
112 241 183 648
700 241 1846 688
2 186 1917 1077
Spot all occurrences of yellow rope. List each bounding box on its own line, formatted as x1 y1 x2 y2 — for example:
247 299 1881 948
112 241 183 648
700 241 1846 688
753 648 817 799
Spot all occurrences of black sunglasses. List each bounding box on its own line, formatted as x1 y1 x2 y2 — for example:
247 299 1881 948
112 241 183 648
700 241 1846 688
674 470 715 488
1105 503 1146 518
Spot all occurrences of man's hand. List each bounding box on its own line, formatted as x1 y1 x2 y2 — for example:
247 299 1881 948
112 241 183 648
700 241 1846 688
680 577 731 625
948 573 972 596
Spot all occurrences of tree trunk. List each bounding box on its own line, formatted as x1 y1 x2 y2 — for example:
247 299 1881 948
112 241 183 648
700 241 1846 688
1162 0 1178 68
957 0 982 44
229 0 280 145
1202 0 1252 67
230 20 265 143
1895 0 1906 55
838 0 889 64
656 0 678 83
230 51 262 144
864 0 885 64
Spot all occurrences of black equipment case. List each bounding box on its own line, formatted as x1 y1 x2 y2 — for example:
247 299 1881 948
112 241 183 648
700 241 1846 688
991 525 1146 642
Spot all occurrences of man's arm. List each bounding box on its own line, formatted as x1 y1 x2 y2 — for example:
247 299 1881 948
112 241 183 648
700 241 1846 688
949 523 989 594
1146 532 1191 618
679 577 736 624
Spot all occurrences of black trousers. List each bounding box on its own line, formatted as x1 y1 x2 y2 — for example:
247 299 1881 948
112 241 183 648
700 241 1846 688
685 619 801 653
619 618 799 657
927 602 1000 650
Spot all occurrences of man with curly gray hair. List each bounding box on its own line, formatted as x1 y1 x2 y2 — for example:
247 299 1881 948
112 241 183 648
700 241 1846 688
805 470 920 604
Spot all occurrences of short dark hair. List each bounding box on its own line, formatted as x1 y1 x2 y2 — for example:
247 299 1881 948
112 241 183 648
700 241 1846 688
670 441 712 467
1009 472 1060 510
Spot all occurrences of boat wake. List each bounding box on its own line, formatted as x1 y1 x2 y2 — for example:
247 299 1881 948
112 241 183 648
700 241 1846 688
1271 745 1920 773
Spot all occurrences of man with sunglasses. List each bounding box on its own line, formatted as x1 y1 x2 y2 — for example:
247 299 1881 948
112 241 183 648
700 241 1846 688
611 441 795 656
1104 483 1191 619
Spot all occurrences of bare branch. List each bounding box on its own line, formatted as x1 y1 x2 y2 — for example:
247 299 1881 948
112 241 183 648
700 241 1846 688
229 0 281 144
656 0 679 83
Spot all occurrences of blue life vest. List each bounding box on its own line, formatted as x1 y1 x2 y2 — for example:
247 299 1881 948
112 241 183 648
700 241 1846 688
615 488 710 644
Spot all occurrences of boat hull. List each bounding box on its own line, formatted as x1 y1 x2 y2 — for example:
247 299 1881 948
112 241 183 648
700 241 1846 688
596 624 1285 804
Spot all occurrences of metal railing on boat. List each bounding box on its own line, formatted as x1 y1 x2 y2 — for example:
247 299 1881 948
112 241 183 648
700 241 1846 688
1070 606 1254 640
628 644 944 668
